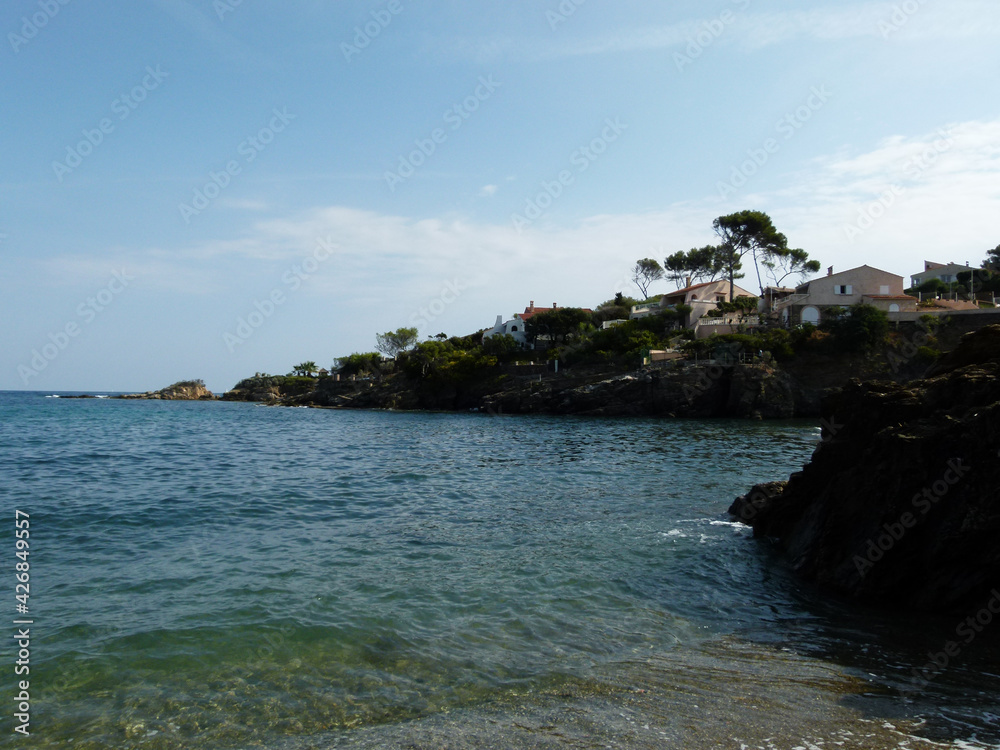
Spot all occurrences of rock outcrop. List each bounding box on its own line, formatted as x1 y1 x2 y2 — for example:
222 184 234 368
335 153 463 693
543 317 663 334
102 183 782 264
222 376 318 403
730 325 1000 612
114 380 216 400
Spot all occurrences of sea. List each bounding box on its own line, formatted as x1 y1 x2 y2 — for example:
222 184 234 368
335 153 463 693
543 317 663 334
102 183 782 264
1 390 999 749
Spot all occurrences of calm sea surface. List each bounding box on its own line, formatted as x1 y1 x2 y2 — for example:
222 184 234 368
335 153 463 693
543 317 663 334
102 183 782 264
1 391 998 749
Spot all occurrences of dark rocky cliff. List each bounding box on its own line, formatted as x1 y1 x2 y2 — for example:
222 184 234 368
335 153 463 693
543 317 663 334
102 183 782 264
276 362 812 419
730 325 1000 612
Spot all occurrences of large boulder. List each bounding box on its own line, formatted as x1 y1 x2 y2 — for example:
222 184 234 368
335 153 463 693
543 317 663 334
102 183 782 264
730 325 1000 612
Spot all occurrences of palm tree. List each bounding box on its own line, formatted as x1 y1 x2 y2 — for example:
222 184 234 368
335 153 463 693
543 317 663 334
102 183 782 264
293 361 318 377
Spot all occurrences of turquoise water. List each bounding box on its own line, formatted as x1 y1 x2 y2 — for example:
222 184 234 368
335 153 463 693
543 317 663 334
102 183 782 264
2 392 999 749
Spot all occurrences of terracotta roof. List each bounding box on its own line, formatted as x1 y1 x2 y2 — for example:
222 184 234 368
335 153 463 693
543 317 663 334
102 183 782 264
518 305 593 321
863 295 918 300
662 281 718 297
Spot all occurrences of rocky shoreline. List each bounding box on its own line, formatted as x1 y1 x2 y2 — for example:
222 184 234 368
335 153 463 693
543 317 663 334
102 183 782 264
221 358 868 419
730 325 1000 612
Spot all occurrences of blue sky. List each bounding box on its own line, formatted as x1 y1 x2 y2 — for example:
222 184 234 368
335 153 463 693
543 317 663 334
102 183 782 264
3 0 999 392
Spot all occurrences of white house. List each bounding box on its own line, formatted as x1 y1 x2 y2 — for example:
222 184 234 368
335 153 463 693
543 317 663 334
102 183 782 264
482 314 529 346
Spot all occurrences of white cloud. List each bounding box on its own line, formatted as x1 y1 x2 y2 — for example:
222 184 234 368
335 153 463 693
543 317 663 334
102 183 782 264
479 184 498 197
37 118 1000 332
149 0 254 61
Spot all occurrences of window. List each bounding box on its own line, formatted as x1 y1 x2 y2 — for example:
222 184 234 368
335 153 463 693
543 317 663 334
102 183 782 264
834 285 853 295
510 326 518 332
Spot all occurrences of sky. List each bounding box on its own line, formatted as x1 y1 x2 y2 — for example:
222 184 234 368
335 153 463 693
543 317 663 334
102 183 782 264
2 0 999 393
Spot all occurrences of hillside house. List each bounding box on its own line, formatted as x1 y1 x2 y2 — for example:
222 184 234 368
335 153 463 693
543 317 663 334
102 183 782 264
910 261 975 289
773 265 917 325
632 280 757 334
483 301 593 347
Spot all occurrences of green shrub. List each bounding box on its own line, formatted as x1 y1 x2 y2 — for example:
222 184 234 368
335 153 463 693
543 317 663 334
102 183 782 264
915 346 941 363
336 353 383 377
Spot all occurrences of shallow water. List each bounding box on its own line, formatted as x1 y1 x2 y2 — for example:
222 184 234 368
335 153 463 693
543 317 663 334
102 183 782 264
2 392 998 749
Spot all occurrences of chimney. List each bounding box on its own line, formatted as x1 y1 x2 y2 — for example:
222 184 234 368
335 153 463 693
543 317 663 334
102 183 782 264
827 266 834 276
529 300 534 311
552 302 558 309
685 275 692 288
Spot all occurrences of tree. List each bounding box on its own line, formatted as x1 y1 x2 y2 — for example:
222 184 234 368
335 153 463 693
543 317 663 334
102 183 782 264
482 333 521 357
335 353 382 377
958 268 1000 296
631 258 664 298
375 327 419 358
523 308 592 344
762 247 821 288
593 304 632 326
596 293 639 309
712 210 791 299
292 361 318 376
711 295 759 332
664 245 729 288
915 278 949 297
985 244 1000 272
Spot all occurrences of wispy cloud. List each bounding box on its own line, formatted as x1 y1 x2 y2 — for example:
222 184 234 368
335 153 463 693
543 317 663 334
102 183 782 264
444 2 1000 63
149 0 254 61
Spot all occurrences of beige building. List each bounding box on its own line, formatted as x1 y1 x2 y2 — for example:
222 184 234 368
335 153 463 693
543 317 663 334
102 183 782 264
910 261 974 289
774 265 917 325
631 280 759 339
632 279 756 322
